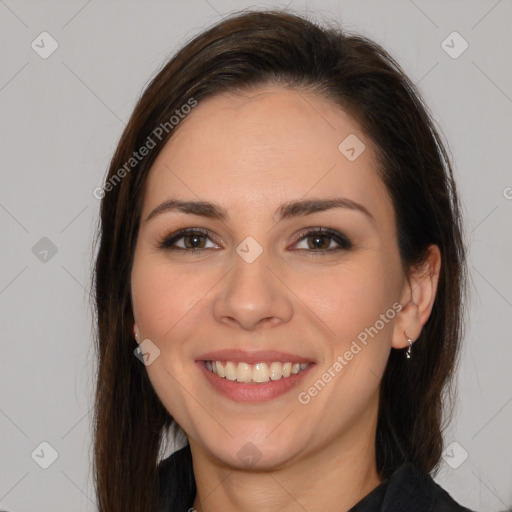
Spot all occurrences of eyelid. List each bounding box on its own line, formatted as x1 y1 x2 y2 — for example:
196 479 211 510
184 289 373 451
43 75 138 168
157 227 221 250
290 226 352 251
158 226 352 252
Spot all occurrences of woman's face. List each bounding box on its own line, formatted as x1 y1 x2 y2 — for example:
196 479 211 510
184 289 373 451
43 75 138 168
131 86 409 470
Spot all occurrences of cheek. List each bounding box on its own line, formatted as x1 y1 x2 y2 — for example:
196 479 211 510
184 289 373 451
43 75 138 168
293 257 397 345
293 259 399 414
131 257 215 345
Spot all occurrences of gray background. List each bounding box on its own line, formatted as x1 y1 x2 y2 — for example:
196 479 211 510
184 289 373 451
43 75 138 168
1 0 511 510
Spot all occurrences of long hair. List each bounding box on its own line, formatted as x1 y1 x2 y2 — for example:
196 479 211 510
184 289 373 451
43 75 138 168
91 9 467 512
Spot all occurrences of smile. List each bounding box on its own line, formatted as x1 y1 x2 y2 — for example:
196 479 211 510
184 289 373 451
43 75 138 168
206 360 310 384
197 360 314 402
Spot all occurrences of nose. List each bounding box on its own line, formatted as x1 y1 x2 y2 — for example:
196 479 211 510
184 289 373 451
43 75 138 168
212 249 293 330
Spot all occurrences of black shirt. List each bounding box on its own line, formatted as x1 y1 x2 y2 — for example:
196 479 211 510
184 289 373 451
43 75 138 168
156 443 476 512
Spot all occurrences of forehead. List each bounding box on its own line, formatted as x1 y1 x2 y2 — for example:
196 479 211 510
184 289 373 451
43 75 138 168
143 87 392 227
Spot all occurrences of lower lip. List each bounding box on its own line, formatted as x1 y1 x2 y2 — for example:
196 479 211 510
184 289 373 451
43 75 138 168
196 361 314 403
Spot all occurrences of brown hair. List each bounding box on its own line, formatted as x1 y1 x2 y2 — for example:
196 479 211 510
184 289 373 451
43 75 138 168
91 9 467 512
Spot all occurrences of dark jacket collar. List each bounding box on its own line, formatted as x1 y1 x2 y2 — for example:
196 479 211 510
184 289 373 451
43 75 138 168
349 461 475 512
157 444 475 512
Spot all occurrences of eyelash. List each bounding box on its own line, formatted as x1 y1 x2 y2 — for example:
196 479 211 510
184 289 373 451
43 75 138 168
157 226 352 255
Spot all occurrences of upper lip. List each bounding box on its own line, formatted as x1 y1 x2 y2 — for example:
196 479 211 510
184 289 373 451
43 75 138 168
196 349 314 365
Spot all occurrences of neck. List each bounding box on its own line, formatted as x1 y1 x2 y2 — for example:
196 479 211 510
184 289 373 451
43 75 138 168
190 400 381 512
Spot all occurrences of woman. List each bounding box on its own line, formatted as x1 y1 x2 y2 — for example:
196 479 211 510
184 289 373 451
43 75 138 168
92 9 472 512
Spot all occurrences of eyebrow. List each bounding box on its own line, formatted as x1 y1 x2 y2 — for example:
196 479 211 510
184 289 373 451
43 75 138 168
145 197 375 224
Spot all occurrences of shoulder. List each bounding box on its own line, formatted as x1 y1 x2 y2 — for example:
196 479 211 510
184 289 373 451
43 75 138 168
155 448 477 512
351 462 477 512
383 462 476 512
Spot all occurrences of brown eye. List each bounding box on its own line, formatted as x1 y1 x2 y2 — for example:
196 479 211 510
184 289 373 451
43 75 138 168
158 228 218 250
157 226 352 254
306 233 331 250
293 227 352 253
182 233 207 249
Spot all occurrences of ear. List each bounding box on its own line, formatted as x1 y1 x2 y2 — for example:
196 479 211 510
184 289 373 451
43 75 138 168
392 244 442 349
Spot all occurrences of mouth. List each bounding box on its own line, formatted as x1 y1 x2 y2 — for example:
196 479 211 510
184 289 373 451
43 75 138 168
196 358 315 403
205 360 310 383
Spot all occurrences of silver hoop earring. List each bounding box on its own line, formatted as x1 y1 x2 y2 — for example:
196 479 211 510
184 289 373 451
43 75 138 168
404 332 413 359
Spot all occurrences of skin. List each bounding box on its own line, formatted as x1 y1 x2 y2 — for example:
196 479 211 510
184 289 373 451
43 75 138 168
130 86 441 512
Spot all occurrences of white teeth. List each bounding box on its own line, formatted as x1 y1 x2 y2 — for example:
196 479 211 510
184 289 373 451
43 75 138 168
225 361 237 381
237 362 252 383
252 362 269 383
269 362 283 380
215 361 225 378
206 360 310 383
